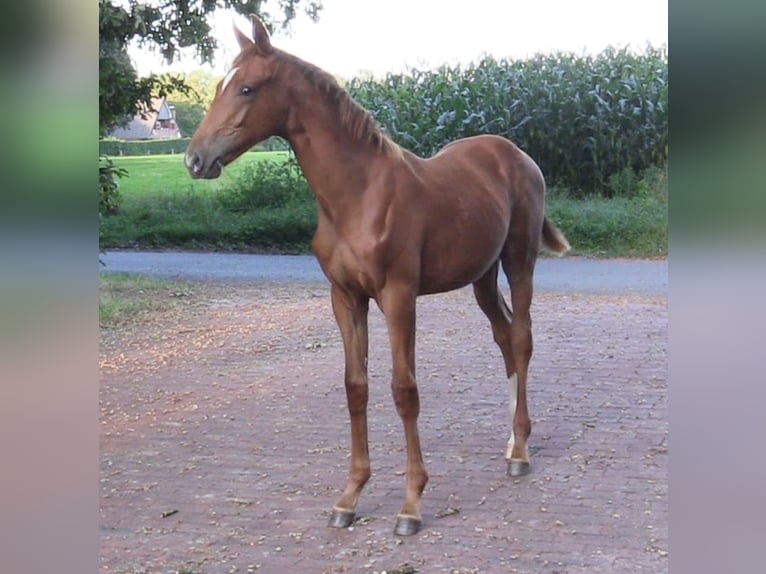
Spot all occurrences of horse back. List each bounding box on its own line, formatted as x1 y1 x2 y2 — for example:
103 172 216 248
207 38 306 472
391 135 544 293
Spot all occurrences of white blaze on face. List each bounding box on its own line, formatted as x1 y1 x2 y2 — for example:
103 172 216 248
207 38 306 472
220 66 240 94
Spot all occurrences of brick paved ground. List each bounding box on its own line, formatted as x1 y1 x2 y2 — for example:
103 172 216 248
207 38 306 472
100 281 667 573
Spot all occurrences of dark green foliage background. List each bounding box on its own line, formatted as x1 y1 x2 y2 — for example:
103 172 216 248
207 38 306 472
101 47 668 257
349 47 667 196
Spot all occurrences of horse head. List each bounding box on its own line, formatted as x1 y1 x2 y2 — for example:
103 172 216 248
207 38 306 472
185 15 286 179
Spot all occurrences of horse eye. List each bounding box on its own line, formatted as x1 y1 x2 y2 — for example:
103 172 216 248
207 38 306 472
241 86 254 96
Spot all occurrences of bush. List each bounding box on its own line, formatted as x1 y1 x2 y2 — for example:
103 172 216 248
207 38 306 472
99 156 126 216
98 136 290 157
99 138 191 156
236 204 318 251
218 159 313 212
99 155 128 251
605 164 668 200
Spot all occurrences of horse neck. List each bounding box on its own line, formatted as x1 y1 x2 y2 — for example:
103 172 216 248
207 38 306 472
281 73 385 208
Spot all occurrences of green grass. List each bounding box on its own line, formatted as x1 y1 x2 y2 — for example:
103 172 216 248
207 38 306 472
112 150 291 199
101 152 667 258
99 273 190 325
103 151 315 252
548 195 667 258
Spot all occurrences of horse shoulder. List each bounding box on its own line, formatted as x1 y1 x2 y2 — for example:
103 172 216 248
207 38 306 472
312 163 423 295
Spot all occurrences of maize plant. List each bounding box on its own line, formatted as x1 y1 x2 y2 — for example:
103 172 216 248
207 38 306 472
347 46 668 196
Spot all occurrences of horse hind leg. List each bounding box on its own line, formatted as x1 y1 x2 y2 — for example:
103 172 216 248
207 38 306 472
472 262 515 376
499 221 541 477
472 264 527 475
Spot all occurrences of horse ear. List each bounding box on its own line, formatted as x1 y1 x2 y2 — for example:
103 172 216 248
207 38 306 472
234 21 253 51
250 14 273 54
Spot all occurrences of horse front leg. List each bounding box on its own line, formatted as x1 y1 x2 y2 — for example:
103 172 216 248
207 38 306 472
380 286 428 536
327 285 371 529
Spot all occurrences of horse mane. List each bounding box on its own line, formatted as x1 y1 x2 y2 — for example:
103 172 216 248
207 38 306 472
275 51 402 158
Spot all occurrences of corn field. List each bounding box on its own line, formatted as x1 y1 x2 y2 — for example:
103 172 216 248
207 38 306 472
347 46 667 196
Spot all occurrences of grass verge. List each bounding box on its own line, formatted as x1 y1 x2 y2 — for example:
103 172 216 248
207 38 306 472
100 153 667 258
548 195 667 258
99 273 192 326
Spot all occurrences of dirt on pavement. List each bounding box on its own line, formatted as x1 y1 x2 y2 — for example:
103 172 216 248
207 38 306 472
100 280 667 574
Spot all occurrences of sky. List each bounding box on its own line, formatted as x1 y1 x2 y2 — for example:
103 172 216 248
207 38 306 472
130 0 668 78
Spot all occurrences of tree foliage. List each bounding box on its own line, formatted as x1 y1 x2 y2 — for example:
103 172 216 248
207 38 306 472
163 70 221 136
172 69 221 107
99 0 322 230
173 101 205 137
99 0 322 136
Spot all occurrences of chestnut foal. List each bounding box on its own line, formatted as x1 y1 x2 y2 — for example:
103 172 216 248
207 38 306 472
186 15 570 536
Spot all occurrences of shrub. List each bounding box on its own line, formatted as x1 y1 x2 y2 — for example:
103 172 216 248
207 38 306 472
237 204 318 251
99 155 127 251
605 164 668 200
99 156 126 216
218 159 312 212
99 138 192 156
98 136 290 157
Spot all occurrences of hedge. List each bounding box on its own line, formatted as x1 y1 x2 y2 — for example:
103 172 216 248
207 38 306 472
99 136 290 157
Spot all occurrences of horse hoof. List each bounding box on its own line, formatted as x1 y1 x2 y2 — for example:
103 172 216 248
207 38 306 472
394 515 422 536
327 509 355 529
507 459 531 477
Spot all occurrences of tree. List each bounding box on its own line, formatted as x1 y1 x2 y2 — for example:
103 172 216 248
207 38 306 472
99 0 322 240
173 101 206 137
99 0 322 136
173 70 221 108
166 70 221 136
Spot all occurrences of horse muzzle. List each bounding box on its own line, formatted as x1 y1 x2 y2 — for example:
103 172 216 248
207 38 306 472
185 150 224 179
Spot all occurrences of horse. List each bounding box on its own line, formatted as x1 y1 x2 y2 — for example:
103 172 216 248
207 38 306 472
185 15 570 537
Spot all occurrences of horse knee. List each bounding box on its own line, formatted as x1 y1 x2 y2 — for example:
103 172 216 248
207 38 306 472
391 375 420 417
344 375 368 415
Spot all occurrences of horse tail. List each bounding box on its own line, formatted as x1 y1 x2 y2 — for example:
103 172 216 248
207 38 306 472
541 217 571 255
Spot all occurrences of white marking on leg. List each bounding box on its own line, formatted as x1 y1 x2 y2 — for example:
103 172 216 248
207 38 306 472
220 66 240 94
506 373 518 460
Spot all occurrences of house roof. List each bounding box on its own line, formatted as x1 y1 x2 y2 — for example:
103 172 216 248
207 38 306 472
109 98 181 140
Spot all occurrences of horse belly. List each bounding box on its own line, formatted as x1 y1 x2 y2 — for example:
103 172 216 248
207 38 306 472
418 211 508 295
416 139 515 294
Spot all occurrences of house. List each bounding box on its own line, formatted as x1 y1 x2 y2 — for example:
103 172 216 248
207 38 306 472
109 97 182 140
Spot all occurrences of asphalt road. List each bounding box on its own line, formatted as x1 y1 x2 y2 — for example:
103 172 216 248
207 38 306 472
100 251 667 296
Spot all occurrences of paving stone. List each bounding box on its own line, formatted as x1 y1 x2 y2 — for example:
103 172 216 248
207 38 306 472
100 284 667 573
